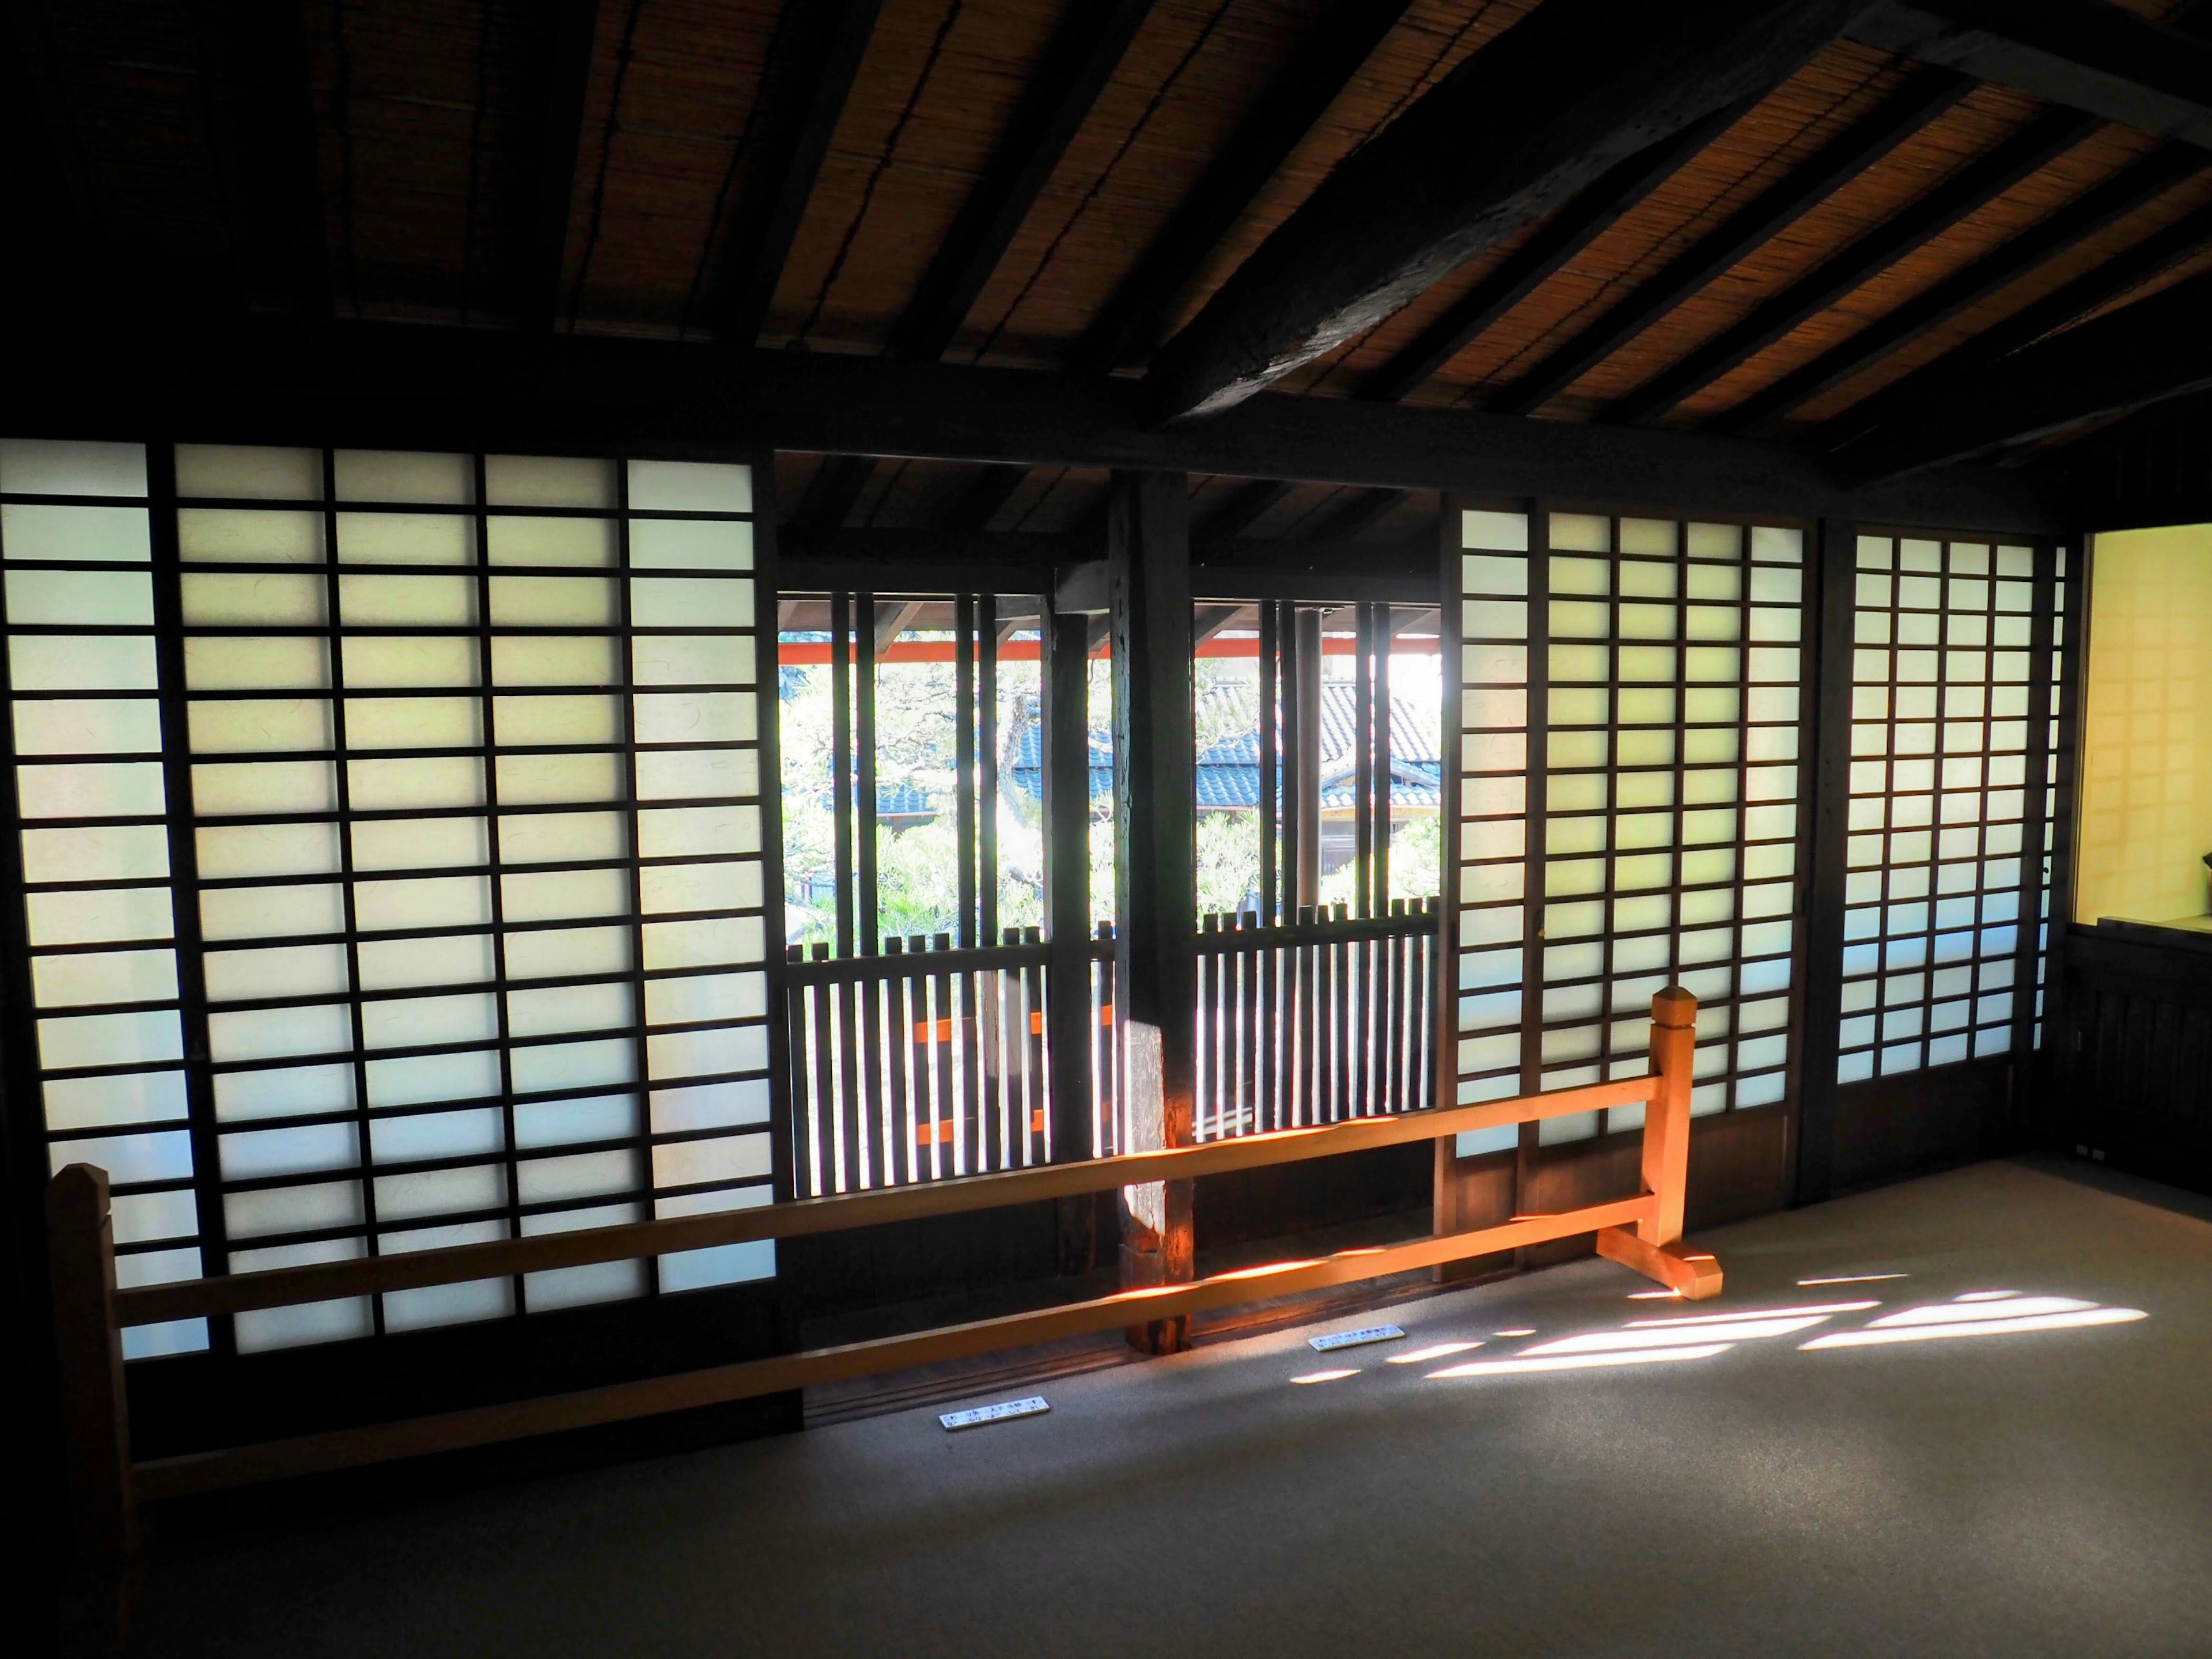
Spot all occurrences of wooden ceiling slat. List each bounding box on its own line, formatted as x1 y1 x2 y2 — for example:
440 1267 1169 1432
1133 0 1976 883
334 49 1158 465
1075 0 1417 373
1608 104 2101 423
1718 141 2206 431
1354 93 1759 404
1487 69 1972 418
1146 0 1869 419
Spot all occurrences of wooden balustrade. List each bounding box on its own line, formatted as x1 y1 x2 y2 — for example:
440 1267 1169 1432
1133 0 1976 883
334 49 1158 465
48 988 1717 1653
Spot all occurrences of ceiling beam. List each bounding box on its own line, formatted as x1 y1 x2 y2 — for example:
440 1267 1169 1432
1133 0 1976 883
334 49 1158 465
1142 0 1866 421
16 318 2069 532
1718 142 2205 433
891 0 1152 360
1297 488 1426 543
1847 0 2212 150
1607 107 2098 424
711 0 885 347
792 453 876 533
942 466 1032 533
1487 71 1970 418
1842 268 2212 477
1075 0 1415 373
199 1 334 320
1820 197 2212 451
1192 605 1244 649
1204 479 1298 541
1356 95 1756 404
0 1 112 319
516 1 600 329
873 599 927 650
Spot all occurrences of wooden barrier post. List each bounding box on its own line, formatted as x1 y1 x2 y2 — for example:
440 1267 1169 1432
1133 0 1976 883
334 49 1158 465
47 1163 140 1655
1594 987 1724 1298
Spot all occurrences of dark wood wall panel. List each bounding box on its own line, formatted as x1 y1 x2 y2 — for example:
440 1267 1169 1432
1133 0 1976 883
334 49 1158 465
1832 1052 2010 1189
2055 925 2212 1190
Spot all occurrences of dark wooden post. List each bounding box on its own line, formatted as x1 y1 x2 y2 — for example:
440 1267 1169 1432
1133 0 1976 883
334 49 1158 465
1293 605 1324 907
47 1164 139 1654
1045 601 1101 1270
1794 517 1857 1207
1108 471 1197 1353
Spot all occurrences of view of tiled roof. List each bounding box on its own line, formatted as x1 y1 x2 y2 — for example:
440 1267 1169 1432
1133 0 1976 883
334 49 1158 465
1006 684 1440 812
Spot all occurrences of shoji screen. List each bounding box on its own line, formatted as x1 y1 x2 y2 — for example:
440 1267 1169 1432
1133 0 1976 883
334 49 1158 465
1839 532 2058 1081
2 440 777 1359
0 440 196 1358
1449 506 1807 1153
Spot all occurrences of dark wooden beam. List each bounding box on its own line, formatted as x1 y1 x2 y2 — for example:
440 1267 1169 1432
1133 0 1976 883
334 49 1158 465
1848 0 2212 149
1203 479 1297 540
14 318 2071 532
1843 267 2212 477
1143 0 1865 420
1357 95 1758 404
517 0 600 329
782 527 1088 568
892 0 1151 360
1297 487 1426 543
941 465 1032 532
791 454 876 533
1487 71 1971 418
199 1 334 319
1075 0 1415 373
1717 143 2205 433
1821 198 2212 450
0 1 110 317
711 0 884 346
1608 108 2098 424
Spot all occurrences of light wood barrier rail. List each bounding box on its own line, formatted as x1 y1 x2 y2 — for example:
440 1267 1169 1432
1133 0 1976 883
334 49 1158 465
48 988 1716 1653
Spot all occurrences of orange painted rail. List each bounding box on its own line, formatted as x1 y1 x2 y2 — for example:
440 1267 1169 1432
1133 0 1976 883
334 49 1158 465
47 989 1714 1654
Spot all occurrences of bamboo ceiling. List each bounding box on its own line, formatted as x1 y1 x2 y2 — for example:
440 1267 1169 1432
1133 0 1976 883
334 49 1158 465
12 0 2212 530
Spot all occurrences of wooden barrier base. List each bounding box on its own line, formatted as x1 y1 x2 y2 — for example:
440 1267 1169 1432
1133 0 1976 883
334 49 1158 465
1594 1226 1724 1300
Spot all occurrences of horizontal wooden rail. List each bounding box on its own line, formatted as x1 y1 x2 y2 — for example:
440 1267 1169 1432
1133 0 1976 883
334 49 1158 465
51 986 1714 1652
783 938 1052 984
132 1194 1655 1502
116 1073 1657 1327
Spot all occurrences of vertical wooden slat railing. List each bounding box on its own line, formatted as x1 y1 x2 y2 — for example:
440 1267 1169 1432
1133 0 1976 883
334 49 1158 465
785 932 1054 1192
1189 898 1440 1141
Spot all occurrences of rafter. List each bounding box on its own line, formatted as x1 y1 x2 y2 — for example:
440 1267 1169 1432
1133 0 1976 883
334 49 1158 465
516 0 600 329
793 454 876 534
892 0 1152 360
711 0 885 347
1203 480 1298 541
1358 94 1758 404
1487 71 1970 418
1821 198 2212 450
1607 107 2098 425
942 467 1032 533
1076 0 1415 373
1848 0 2212 149
198 1 334 320
1842 267 2212 477
1143 0 1865 421
1717 143 2206 433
